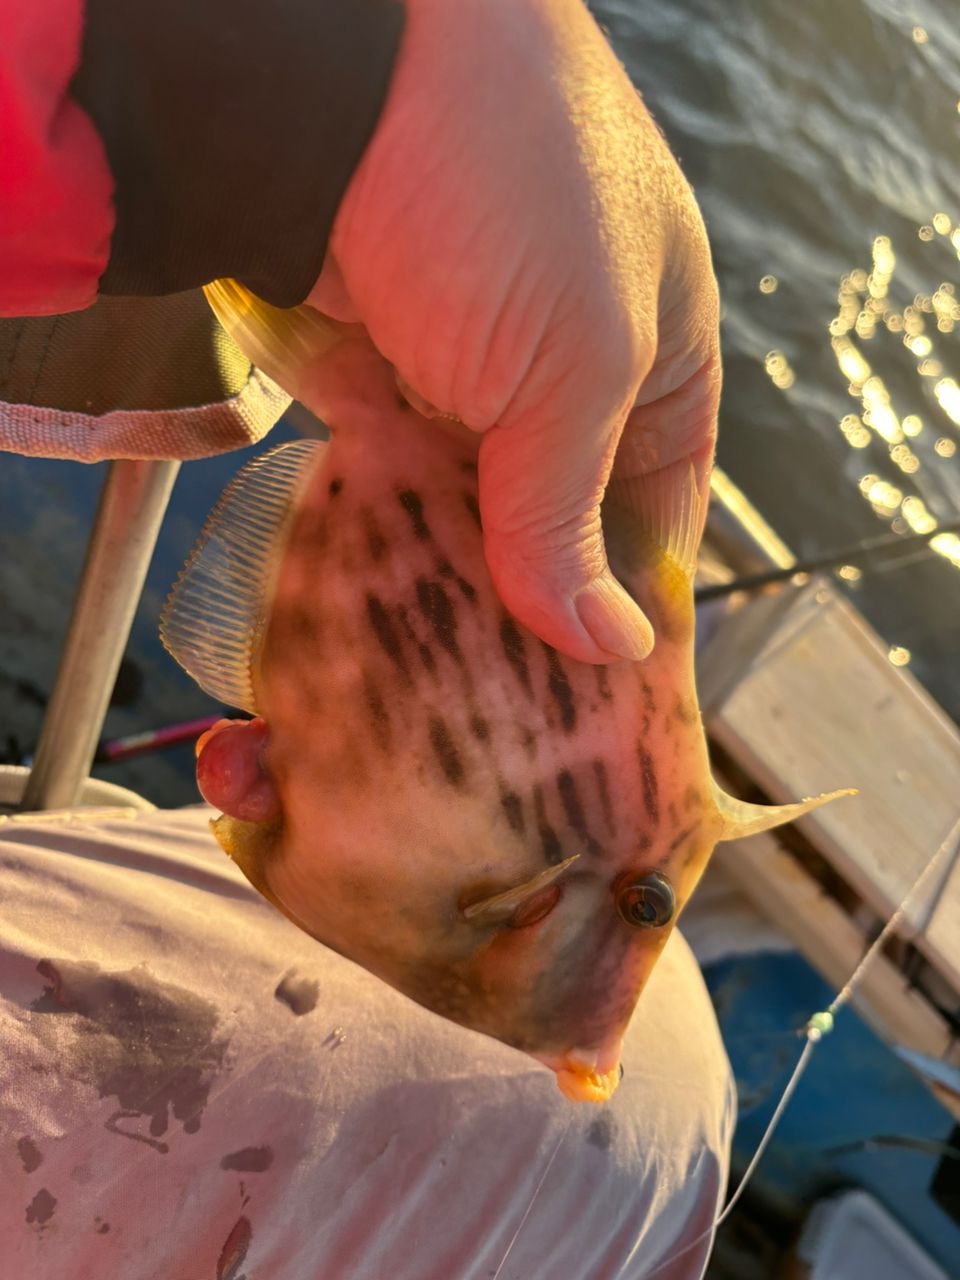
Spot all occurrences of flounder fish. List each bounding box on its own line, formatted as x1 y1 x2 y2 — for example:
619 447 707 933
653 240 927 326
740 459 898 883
160 280 852 1104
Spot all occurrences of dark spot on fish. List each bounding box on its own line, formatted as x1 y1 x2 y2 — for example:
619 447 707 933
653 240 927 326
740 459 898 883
637 746 660 825
416 578 462 664
274 970 319 1016
674 696 698 726
557 770 602 856
25 1188 56 1227
29 959 227 1149
17 1136 42 1173
518 725 538 759
363 510 387 562
462 491 482 529
428 717 465 786
436 557 477 602
499 618 532 695
469 714 490 742
533 786 564 865
544 646 576 733
365 595 409 679
637 833 653 856
221 1146 274 1173
328 477 343 497
593 760 615 834
361 675 392 750
217 1215 252 1280
94 1217 110 1234
498 785 526 834
399 489 430 540
668 824 697 854
587 1113 616 1151
595 666 613 703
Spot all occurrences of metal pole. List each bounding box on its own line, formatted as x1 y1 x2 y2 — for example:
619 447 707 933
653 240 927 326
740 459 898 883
20 459 180 811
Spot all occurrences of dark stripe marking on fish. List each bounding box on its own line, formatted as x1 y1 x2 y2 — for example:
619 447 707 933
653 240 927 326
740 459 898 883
556 770 602 856
533 785 564 865
365 595 410 679
544 646 576 733
428 717 465 786
595 666 613 703
435 557 477 603
399 490 430 540
416 578 462 665
640 681 656 717
668 824 696 853
499 618 532 696
498 784 526 834
637 745 660 825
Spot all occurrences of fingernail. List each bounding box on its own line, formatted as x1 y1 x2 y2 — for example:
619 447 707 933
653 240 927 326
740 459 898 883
574 575 654 662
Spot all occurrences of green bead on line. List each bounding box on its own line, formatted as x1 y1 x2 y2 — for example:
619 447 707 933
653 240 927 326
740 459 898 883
806 1010 834 1041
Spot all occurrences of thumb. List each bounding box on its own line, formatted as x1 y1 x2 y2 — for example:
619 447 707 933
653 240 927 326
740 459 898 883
478 386 655 665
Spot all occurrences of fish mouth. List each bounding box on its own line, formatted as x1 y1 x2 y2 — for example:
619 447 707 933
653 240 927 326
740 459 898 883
536 1043 624 1105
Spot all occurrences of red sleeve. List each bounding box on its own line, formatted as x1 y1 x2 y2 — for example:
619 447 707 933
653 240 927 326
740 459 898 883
0 0 113 317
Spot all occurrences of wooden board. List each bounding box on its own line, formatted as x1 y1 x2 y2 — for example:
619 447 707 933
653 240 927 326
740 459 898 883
698 581 960 995
712 830 960 1123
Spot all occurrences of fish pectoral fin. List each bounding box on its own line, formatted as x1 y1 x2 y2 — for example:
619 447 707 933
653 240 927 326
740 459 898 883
713 782 857 842
462 854 580 924
159 438 323 713
606 453 708 580
204 279 343 402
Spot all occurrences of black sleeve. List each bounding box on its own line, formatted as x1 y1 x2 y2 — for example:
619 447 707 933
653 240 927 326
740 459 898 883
71 0 404 307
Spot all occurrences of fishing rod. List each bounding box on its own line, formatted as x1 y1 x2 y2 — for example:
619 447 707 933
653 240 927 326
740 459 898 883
695 518 960 603
94 714 226 764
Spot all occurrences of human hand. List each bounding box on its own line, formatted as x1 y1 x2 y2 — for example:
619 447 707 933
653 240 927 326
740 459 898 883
308 0 720 664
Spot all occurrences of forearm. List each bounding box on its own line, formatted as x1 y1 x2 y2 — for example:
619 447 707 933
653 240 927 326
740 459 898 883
0 0 404 317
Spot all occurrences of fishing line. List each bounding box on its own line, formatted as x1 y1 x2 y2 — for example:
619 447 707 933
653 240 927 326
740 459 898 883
641 811 960 1279
489 1111 573 1280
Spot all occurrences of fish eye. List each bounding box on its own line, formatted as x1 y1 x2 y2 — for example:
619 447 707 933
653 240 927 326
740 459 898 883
615 872 675 930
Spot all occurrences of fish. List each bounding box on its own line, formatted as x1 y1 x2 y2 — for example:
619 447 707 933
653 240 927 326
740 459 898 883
160 280 853 1104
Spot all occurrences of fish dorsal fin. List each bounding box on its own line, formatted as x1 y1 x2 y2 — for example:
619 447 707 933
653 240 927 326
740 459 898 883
204 279 342 398
160 440 323 713
462 855 580 923
714 781 857 841
607 456 705 579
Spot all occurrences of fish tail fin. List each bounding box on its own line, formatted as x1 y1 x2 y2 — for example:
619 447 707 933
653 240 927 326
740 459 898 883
204 279 342 400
